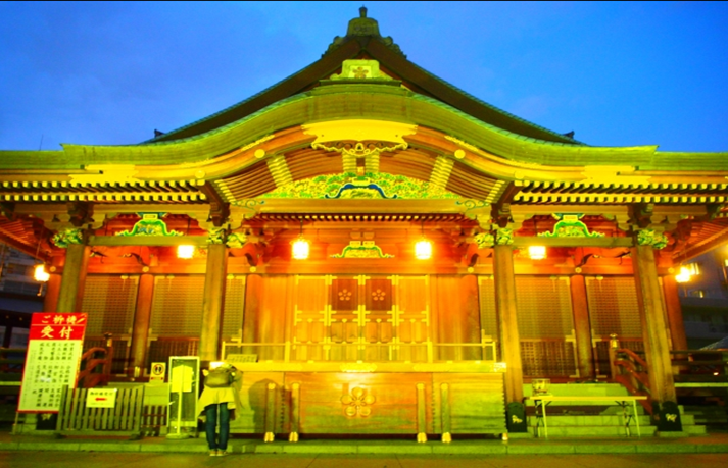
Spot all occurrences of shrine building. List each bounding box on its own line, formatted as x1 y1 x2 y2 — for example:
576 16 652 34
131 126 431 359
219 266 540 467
2 8 727 438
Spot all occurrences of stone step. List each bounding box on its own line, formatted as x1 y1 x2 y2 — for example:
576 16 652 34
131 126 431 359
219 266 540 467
527 415 652 426
527 425 658 437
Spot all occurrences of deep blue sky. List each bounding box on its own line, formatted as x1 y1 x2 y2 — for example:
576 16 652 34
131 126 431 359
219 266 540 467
1 1 727 153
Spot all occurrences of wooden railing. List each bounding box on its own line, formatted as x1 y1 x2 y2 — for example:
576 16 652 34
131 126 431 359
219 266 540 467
670 350 728 382
608 335 652 415
77 334 113 388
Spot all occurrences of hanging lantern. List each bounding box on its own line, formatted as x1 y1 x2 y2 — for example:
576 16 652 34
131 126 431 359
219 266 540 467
528 246 546 260
291 237 309 260
34 264 50 282
177 245 195 259
415 238 432 260
675 266 692 283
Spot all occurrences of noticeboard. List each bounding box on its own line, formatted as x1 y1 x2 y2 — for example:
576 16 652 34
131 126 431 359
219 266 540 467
17 313 88 413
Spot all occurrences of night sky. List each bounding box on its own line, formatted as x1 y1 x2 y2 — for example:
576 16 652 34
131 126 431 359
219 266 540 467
1 1 727 153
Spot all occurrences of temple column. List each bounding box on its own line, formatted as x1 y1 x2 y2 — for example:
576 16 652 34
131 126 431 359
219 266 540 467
42 272 62 312
57 240 90 313
129 273 154 377
633 243 676 403
199 242 229 362
570 274 595 380
493 243 523 403
663 274 688 352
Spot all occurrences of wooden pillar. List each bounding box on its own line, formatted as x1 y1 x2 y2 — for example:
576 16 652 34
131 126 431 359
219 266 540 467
570 274 595 380
633 244 676 403
199 243 228 362
129 273 154 376
42 272 62 312
663 274 688 352
56 244 90 313
493 244 523 403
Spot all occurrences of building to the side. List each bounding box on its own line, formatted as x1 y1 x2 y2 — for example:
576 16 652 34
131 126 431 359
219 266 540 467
1 9 727 437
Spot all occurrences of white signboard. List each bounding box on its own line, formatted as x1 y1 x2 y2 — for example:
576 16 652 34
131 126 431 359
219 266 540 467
18 313 88 413
86 388 117 408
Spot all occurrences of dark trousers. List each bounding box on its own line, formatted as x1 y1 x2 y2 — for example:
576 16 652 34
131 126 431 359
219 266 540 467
204 403 230 451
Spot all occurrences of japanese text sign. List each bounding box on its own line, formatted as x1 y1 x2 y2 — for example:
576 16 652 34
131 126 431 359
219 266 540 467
18 313 88 413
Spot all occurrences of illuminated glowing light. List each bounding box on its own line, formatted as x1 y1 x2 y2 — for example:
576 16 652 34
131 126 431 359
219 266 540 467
528 246 546 260
292 237 310 260
34 264 50 282
675 266 692 283
177 245 195 259
415 239 432 260
209 361 225 369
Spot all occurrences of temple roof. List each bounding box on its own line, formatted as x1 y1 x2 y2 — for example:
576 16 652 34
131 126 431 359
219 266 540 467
0 8 727 262
147 7 579 146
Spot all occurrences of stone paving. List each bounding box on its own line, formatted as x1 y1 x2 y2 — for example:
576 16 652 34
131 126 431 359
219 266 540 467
1 430 728 455
1 451 728 468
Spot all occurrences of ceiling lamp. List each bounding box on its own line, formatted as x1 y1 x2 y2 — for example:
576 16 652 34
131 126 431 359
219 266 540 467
291 220 309 260
528 246 546 260
415 239 432 260
415 220 432 260
675 266 692 283
33 264 50 282
177 245 195 259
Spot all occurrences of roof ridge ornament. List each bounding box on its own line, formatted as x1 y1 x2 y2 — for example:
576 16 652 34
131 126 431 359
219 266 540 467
326 8 405 57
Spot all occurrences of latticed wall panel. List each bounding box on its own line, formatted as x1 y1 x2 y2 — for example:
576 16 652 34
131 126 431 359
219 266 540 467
515 276 576 377
477 276 498 361
585 276 642 337
81 275 138 336
150 275 205 337
222 276 246 339
585 276 643 376
521 341 577 376
146 340 198 367
516 276 574 338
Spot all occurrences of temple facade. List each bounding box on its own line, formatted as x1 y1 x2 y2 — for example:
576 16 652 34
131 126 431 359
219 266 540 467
2 9 727 438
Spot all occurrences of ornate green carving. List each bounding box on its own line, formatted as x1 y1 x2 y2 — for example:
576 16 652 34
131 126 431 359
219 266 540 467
474 232 494 249
115 213 183 237
207 228 226 245
226 232 248 249
331 241 394 259
261 172 460 200
537 214 605 239
636 229 668 249
495 227 514 246
52 228 84 249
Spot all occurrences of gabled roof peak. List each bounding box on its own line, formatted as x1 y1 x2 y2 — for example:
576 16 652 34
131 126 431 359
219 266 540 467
327 8 405 57
347 7 380 37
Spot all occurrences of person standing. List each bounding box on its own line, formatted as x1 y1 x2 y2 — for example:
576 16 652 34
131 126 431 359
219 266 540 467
198 362 241 456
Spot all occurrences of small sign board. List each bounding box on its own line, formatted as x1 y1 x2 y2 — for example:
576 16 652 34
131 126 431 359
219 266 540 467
226 354 257 363
18 313 88 413
86 388 117 409
149 362 166 383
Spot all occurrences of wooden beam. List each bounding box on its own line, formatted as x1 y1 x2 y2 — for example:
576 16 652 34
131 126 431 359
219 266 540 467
88 235 208 247
512 237 633 248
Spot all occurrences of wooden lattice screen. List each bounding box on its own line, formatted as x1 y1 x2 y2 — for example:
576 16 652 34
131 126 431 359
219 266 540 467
81 275 138 335
147 275 204 365
585 276 644 376
81 275 138 373
515 276 577 377
477 276 498 361
222 275 246 340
